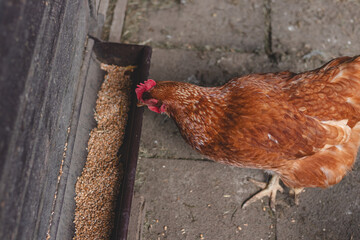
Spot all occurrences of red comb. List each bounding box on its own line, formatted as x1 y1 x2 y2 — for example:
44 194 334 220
135 79 156 101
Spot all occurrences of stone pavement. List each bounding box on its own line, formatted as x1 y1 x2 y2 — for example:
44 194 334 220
118 0 360 239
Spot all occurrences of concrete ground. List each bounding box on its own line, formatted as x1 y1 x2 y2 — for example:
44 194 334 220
118 0 360 239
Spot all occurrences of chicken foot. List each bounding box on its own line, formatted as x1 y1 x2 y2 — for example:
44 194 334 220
289 187 304 205
242 174 283 211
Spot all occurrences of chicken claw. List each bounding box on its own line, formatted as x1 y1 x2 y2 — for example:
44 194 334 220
242 174 283 211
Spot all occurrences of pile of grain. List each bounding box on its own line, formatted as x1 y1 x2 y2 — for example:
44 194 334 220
73 64 135 239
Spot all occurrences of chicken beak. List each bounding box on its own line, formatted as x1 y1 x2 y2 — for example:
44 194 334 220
137 102 145 107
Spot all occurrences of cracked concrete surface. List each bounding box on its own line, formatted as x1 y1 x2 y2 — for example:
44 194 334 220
120 0 360 239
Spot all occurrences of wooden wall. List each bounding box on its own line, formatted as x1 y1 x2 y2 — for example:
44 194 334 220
0 0 106 239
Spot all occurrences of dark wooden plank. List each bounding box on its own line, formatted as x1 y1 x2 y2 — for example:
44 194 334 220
112 46 152 240
0 0 97 239
0 0 46 180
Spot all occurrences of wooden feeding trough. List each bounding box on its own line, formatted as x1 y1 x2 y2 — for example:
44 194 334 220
85 38 152 239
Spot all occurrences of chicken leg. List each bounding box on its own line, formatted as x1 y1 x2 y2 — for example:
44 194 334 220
242 174 283 211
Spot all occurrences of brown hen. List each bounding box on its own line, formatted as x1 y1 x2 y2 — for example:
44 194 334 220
136 55 360 210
